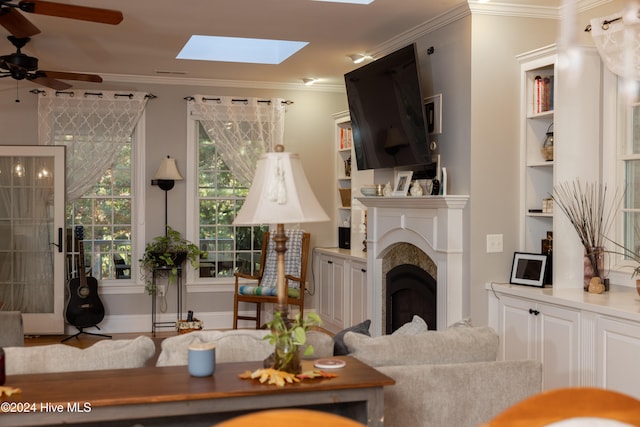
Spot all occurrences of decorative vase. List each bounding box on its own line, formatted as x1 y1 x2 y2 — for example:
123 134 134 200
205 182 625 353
541 123 554 161
273 340 301 374
583 247 605 292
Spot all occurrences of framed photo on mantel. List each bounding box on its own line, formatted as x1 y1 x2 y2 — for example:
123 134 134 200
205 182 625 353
392 171 413 196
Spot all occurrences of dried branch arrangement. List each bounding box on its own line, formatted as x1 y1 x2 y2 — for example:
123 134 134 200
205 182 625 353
551 180 621 280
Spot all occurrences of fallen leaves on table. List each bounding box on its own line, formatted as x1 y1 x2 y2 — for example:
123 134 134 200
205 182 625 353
0 386 22 397
238 368 337 387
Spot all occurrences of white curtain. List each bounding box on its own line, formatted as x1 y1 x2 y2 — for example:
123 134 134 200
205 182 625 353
37 89 150 201
590 6 640 81
188 96 286 187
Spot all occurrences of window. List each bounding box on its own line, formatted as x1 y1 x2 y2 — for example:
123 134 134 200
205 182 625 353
66 142 132 281
195 121 267 280
621 88 640 260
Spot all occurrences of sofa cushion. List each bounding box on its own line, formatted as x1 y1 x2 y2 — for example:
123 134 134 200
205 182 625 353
392 315 429 335
333 319 371 356
379 360 542 427
156 329 334 367
0 311 23 347
343 326 499 367
4 336 155 375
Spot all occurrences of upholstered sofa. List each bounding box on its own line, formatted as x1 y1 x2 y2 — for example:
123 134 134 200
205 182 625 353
156 328 334 366
0 311 24 347
343 323 543 427
3 336 156 375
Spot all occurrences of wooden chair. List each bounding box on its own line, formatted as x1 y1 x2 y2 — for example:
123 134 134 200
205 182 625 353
232 230 310 329
481 387 640 427
214 409 365 426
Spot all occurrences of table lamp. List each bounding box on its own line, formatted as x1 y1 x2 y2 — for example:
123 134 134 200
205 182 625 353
234 145 329 320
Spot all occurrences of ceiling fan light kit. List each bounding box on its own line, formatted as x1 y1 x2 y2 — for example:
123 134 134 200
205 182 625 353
0 0 122 89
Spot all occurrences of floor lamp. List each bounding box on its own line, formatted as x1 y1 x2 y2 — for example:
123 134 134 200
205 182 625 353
152 155 183 235
233 145 329 321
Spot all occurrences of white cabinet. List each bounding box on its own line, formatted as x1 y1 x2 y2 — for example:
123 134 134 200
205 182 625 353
494 293 580 390
348 259 368 327
597 316 640 398
488 283 640 398
314 248 368 333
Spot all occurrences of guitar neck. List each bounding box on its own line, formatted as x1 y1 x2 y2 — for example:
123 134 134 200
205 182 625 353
77 240 88 286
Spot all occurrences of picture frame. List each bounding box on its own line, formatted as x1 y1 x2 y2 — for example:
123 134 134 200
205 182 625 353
424 94 442 135
392 171 413 196
509 252 549 287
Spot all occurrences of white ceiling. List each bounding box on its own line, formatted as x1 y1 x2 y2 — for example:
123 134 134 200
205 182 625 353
0 0 568 91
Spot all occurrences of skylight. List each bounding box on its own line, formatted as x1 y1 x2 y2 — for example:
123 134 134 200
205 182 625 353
177 36 309 64
312 0 374 4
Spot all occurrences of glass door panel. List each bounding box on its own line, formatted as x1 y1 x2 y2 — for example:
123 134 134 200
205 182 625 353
0 146 66 334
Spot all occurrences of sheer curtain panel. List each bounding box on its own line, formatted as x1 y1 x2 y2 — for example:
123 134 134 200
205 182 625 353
188 96 286 187
37 89 150 202
590 7 640 81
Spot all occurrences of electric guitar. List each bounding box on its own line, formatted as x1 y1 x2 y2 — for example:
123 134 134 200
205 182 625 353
65 226 105 328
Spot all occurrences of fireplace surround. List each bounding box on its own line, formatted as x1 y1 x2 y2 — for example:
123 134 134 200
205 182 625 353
359 196 469 336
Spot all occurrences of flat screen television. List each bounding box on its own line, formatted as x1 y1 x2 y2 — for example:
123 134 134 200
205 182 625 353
345 43 433 171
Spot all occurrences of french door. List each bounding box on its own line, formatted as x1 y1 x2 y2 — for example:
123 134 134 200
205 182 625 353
0 145 66 334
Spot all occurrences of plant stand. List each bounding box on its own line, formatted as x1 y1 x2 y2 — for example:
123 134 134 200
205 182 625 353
151 266 183 337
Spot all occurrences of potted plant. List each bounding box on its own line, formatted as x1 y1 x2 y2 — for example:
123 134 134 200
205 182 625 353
140 226 201 294
264 311 321 374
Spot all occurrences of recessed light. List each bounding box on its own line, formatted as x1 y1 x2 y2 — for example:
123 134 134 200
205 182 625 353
349 54 366 64
302 78 316 85
177 35 309 65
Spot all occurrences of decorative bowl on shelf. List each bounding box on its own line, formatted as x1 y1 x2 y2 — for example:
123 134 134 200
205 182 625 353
360 186 378 196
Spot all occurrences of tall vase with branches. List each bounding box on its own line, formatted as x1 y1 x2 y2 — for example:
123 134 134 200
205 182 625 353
552 181 621 291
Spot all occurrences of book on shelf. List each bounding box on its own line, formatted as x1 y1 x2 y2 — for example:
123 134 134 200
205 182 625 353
533 75 554 114
339 127 353 150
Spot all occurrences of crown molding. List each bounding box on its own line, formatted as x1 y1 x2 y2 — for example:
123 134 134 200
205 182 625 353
468 0 611 19
370 2 471 59
99 73 346 93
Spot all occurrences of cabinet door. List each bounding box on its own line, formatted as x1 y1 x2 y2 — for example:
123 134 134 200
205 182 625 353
331 258 345 328
497 295 537 361
348 260 367 326
317 254 332 322
597 317 640 398
538 303 581 390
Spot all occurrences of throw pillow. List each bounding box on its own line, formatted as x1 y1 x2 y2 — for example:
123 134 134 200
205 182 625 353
333 319 371 356
392 315 429 335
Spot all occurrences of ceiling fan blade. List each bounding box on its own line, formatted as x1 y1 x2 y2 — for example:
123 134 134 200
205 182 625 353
39 70 102 83
0 7 40 37
29 74 70 90
19 1 123 25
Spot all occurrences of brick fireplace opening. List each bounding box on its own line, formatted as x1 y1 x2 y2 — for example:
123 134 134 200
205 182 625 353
383 243 437 334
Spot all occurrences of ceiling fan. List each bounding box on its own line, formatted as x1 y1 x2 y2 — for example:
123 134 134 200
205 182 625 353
0 0 123 90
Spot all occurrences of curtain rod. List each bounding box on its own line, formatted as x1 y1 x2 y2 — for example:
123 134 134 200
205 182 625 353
30 89 157 99
585 13 633 32
183 96 293 105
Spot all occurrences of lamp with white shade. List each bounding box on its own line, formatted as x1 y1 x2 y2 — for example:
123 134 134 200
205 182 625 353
233 145 329 321
152 155 183 235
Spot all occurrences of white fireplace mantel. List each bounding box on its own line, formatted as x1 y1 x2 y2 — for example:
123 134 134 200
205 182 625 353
359 195 469 335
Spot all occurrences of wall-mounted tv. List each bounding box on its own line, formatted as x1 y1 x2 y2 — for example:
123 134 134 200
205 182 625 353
345 43 433 171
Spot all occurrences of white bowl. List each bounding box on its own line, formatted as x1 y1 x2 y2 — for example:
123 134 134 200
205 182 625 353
360 186 377 196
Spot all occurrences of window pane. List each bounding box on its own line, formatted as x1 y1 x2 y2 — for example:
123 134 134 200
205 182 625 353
196 121 267 279
67 143 132 281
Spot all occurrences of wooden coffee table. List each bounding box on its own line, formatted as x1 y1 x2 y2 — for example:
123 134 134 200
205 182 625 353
0 356 394 426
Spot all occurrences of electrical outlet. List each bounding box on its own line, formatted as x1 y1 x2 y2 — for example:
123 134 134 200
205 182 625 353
486 234 503 253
